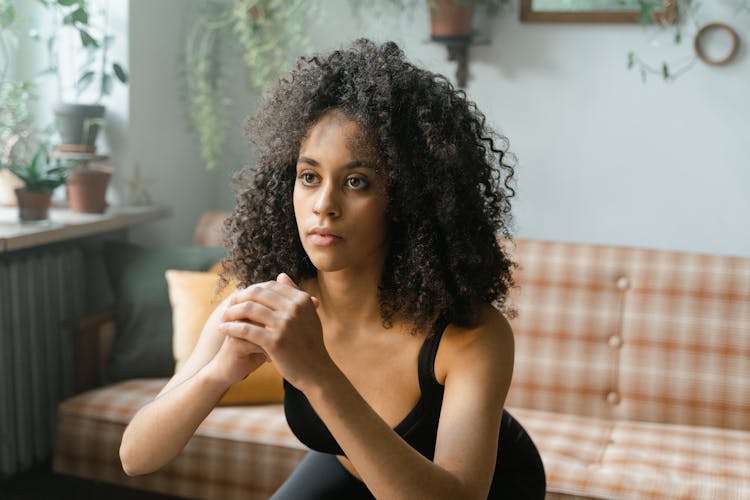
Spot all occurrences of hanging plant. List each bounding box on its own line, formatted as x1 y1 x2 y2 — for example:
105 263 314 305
183 0 317 172
626 0 749 83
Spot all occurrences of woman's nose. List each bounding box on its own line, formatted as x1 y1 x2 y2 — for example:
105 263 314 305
312 182 340 217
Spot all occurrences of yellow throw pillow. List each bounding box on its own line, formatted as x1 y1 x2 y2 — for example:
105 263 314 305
165 269 284 405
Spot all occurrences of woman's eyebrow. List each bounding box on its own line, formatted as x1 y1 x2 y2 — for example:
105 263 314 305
297 156 373 169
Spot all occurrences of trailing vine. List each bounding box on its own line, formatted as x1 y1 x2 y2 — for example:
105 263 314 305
183 0 317 172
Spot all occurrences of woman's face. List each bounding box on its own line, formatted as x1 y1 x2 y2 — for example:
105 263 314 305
293 110 389 274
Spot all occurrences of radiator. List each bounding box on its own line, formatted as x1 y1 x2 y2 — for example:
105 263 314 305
0 243 85 478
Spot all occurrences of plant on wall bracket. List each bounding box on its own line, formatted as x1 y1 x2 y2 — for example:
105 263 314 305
184 0 511 172
184 0 319 172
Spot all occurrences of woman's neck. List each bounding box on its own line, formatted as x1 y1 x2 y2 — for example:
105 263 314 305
308 268 384 339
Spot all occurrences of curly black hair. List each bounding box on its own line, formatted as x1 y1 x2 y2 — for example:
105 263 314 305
221 38 517 334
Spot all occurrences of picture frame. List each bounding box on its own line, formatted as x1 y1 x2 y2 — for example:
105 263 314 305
520 0 676 24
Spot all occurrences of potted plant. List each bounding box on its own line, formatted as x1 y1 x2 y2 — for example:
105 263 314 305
34 0 128 152
29 0 128 212
6 147 70 222
426 0 508 40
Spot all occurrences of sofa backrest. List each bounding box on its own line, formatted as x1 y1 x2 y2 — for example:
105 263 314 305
505 239 750 432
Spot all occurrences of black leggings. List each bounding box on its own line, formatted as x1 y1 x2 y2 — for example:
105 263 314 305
271 450 373 499
272 410 545 499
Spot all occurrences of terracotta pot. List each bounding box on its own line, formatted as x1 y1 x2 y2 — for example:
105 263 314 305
66 165 113 213
429 0 475 40
14 188 52 222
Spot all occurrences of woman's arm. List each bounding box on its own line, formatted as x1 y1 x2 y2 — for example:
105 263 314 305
221 276 513 499
119 294 268 476
305 305 513 500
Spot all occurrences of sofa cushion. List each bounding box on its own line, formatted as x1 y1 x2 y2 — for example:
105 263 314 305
102 241 227 382
511 407 750 499
54 382 750 499
507 239 750 431
53 379 306 500
165 269 285 405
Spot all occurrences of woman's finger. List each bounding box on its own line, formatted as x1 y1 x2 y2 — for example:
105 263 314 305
222 334 271 362
222 296 278 326
268 274 319 309
219 321 269 350
229 282 291 312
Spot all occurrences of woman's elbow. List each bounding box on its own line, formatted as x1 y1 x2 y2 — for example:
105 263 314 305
119 438 150 477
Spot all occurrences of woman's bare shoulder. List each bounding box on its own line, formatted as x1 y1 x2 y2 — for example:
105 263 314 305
434 304 514 384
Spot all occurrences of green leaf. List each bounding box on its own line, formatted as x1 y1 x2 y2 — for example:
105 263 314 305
674 29 681 45
64 7 88 25
46 165 71 177
76 70 95 93
0 4 15 29
57 0 79 6
662 62 670 80
113 63 128 83
79 30 99 48
101 73 113 96
639 2 656 24
30 150 43 174
627 52 635 69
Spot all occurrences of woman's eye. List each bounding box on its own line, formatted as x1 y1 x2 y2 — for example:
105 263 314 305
346 177 369 190
300 172 317 185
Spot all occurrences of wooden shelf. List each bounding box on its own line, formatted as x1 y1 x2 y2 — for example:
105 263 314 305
0 205 171 253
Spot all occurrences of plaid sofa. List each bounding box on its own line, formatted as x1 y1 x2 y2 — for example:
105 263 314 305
53 222 750 499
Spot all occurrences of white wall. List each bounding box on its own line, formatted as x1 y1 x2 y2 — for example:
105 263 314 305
127 0 750 256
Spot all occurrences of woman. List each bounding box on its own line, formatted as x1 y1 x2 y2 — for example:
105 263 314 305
120 39 545 499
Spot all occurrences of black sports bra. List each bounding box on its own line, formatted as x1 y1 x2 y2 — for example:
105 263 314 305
283 314 450 459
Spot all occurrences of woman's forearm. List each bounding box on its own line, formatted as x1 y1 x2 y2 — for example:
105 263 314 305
303 366 475 500
119 364 228 476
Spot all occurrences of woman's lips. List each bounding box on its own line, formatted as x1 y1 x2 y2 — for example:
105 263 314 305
309 233 342 246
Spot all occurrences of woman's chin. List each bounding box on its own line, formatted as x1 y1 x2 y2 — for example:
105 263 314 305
309 259 348 273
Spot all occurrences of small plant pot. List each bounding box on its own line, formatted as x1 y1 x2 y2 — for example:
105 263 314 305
14 188 52 222
54 103 106 153
429 0 475 41
66 164 113 213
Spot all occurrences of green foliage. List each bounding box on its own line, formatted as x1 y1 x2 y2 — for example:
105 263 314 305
0 80 37 168
0 0 18 81
0 0 39 168
34 0 128 101
184 0 317 172
7 147 70 192
625 0 701 83
184 1 232 173
184 0 511 172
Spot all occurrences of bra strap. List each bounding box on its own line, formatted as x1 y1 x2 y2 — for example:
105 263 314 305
417 313 449 398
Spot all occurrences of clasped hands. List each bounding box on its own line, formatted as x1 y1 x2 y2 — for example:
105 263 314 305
214 273 330 392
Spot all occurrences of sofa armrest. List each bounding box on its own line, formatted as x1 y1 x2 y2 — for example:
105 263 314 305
65 308 115 394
